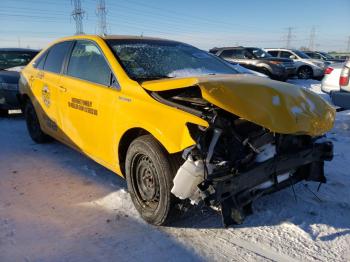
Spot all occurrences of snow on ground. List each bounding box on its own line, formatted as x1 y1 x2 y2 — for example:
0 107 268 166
1 80 350 262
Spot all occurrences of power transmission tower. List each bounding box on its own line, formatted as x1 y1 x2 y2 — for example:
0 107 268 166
96 0 108 36
308 26 316 51
71 0 85 35
347 36 350 52
284 27 294 49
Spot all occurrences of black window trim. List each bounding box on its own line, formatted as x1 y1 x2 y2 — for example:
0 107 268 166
32 50 49 69
63 39 120 89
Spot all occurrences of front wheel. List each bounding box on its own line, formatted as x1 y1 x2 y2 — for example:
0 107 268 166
24 100 51 143
297 66 313 79
125 135 180 226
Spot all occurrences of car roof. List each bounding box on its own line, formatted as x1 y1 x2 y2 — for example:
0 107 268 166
210 46 245 51
102 35 173 41
0 48 39 52
55 34 184 45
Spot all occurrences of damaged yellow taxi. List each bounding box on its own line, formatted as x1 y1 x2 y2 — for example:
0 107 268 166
19 35 335 227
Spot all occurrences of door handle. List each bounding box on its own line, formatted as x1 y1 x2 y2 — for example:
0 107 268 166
59 86 67 92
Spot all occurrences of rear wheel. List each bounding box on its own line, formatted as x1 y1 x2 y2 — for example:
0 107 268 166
297 66 313 79
24 100 51 143
125 135 181 225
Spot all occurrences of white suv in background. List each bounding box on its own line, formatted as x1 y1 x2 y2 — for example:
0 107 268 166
330 60 350 109
265 48 326 79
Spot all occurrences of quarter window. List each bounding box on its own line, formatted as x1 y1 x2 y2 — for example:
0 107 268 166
43 41 72 74
34 51 48 70
67 40 111 86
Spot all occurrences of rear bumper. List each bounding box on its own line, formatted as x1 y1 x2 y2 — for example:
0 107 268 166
331 91 350 109
199 139 333 227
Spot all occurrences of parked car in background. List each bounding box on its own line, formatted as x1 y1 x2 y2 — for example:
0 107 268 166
304 51 345 64
0 48 38 116
330 60 350 109
265 48 326 79
19 35 334 227
209 46 295 81
321 63 344 93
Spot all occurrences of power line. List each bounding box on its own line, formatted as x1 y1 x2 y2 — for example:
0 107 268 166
71 0 85 35
96 0 107 35
284 27 294 49
308 26 316 51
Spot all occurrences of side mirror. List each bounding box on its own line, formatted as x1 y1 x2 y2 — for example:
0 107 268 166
289 55 297 59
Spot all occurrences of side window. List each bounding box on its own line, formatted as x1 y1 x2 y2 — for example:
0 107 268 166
219 50 234 59
34 51 48 70
267 51 279 57
232 49 247 59
44 41 72 74
67 40 112 86
280 51 293 58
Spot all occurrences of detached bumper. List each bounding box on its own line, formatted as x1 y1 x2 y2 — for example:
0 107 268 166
199 139 333 227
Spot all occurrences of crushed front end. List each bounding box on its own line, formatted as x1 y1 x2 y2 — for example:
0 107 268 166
173 111 333 227
144 75 335 227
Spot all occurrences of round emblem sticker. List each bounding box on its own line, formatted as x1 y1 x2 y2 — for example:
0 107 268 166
42 86 51 107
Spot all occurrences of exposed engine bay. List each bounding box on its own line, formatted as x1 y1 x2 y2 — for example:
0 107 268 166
151 86 334 227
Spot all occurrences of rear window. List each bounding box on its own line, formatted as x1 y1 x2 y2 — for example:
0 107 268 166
43 41 72 74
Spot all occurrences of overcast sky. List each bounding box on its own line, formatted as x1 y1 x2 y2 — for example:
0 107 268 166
1 0 349 51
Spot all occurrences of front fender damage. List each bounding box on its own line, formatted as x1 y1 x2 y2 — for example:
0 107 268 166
142 74 335 227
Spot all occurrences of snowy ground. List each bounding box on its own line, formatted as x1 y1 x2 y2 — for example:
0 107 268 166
1 80 350 262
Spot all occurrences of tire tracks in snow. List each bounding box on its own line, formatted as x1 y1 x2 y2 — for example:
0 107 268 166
216 232 299 262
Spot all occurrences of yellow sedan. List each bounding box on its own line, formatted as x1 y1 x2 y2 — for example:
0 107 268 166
19 35 335 227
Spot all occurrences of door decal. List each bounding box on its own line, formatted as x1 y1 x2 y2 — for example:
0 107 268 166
68 97 98 116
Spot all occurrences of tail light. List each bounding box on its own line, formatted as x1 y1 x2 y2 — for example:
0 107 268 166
339 66 350 86
324 67 334 74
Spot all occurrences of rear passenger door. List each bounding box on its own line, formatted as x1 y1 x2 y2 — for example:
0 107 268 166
59 40 119 166
30 41 73 137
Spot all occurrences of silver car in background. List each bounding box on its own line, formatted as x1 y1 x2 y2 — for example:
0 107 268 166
265 48 326 79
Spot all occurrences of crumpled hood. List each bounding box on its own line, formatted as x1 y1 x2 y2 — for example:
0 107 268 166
141 74 335 136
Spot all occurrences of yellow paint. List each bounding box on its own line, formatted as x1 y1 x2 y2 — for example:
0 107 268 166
142 74 335 136
20 35 335 177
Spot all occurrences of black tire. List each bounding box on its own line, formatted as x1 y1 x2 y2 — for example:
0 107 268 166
297 66 313 79
259 67 272 78
125 134 181 226
0 109 8 117
24 100 51 143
